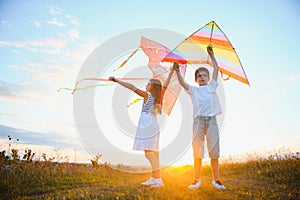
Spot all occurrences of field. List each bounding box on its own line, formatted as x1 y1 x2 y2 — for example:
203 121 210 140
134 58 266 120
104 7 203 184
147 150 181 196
1 155 299 200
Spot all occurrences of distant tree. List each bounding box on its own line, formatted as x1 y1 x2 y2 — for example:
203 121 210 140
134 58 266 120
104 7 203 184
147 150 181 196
0 150 10 166
11 148 19 163
42 153 55 162
90 154 102 168
23 149 35 162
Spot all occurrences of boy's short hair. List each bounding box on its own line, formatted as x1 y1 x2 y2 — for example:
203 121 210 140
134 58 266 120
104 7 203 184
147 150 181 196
194 67 210 81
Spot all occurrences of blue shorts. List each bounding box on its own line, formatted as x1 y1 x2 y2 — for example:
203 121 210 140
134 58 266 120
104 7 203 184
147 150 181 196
192 116 220 159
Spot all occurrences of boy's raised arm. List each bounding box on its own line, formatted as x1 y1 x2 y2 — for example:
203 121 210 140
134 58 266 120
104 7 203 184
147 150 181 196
207 46 219 82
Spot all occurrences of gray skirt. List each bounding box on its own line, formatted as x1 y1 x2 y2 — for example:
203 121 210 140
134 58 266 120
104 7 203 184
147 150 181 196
133 113 160 151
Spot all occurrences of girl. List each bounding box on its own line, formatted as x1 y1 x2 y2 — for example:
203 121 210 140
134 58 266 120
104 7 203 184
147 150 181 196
109 68 174 188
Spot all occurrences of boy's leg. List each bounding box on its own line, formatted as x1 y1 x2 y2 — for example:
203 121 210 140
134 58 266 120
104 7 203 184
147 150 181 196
207 117 226 189
194 157 202 179
188 157 202 190
206 117 220 174
211 158 226 190
192 116 205 180
188 117 205 189
211 158 219 180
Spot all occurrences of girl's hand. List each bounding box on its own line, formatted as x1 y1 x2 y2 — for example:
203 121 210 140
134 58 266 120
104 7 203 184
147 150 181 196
173 62 180 72
109 76 117 82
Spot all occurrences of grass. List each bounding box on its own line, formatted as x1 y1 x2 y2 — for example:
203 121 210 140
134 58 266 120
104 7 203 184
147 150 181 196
0 157 299 200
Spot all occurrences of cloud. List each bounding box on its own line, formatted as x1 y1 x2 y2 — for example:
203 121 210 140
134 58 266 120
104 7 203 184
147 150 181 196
28 38 67 49
6 61 73 85
0 41 9 46
67 29 80 41
0 123 81 151
47 6 80 27
0 113 20 119
0 81 51 105
7 64 31 72
46 18 66 27
0 81 28 103
1 38 68 55
49 6 63 16
1 35 99 89
0 80 50 104
288 74 300 81
10 49 23 55
33 20 41 28
66 14 79 25
1 20 10 26
66 38 100 60
25 59 79 84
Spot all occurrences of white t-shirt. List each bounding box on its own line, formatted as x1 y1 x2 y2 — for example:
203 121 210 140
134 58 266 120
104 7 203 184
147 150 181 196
187 79 222 118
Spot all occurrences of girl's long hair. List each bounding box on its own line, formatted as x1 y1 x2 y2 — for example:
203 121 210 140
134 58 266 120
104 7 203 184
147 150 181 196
150 79 162 115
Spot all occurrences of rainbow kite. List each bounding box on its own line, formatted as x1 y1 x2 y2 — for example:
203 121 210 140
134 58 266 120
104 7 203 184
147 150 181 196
162 21 250 86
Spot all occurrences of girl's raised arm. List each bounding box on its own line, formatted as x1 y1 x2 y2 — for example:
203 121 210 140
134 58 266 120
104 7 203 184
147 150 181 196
162 68 175 97
109 77 148 100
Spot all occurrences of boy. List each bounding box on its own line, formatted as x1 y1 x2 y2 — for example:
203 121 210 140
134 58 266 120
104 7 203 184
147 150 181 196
173 45 226 190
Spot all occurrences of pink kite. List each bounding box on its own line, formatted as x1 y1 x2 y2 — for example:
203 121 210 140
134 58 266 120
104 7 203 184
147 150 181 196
141 37 186 115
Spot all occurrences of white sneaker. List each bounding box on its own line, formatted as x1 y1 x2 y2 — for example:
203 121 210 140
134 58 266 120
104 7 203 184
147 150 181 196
151 178 164 188
188 179 201 190
212 180 226 190
141 177 156 186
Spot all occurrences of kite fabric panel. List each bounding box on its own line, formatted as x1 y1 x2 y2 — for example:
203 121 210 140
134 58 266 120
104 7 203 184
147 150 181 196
140 37 186 115
162 21 250 86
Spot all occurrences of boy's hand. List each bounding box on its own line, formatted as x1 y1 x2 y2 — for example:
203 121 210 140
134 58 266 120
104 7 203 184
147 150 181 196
207 45 214 55
173 62 180 72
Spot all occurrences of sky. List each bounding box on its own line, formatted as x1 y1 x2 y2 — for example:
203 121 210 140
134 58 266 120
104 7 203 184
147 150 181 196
0 0 299 166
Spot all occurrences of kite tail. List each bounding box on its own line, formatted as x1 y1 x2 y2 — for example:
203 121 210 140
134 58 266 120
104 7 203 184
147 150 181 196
58 77 150 95
70 78 111 95
127 98 143 107
57 83 114 93
113 46 140 72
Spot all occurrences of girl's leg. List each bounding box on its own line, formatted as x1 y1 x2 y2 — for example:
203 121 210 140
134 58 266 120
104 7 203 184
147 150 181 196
145 150 160 178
